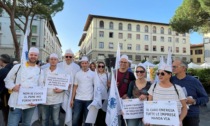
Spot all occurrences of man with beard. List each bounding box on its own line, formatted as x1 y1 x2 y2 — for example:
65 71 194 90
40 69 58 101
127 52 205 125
4 47 44 126
57 49 80 126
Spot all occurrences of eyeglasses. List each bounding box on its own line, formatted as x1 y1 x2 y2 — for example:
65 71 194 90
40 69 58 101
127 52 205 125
157 72 165 76
135 70 145 73
98 65 105 68
65 56 72 58
172 66 182 69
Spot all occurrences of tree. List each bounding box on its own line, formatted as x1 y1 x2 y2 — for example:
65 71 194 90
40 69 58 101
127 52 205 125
170 0 210 33
0 0 64 60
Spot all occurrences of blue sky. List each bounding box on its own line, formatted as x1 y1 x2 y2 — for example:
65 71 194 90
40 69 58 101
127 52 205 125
52 0 203 54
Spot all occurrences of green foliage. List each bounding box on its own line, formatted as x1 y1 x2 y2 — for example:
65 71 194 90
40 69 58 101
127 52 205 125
170 0 210 33
153 61 159 65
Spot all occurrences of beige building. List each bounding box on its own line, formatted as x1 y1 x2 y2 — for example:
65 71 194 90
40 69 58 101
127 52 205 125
190 44 204 64
78 15 190 64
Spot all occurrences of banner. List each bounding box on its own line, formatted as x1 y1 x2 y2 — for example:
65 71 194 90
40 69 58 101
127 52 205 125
122 98 144 119
45 74 71 90
144 101 179 126
18 87 47 104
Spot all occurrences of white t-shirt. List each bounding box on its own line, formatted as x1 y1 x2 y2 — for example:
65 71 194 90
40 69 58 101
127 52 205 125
74 69 95 100
148 83 186 114
97 73 109 100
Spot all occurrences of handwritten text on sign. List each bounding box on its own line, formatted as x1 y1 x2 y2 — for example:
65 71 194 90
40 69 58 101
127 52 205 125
144 101 179 126
122 98 144 119
18 87 47 104
45 74 71 90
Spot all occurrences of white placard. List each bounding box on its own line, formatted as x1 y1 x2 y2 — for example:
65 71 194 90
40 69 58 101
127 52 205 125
45 73 71 90
122 98 144 119
144 101 179 126
18 87 47 105
85 106 99 123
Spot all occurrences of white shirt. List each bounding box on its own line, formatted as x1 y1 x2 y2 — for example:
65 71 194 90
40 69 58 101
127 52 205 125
148 83 186 114
97 72 109 100
4 64 44 109
43 67 66 105
74 69 95 100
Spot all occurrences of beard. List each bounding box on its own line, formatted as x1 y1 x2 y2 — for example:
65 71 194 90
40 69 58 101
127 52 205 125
28 58 37 64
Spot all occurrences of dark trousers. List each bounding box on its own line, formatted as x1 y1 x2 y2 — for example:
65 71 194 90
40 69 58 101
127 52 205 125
0 93 10 126
183 116 199 126
95 109 106 126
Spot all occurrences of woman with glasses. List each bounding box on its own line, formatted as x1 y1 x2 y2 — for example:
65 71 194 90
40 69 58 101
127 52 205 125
95 62 110 126
126 65 151 126
146 64 187 126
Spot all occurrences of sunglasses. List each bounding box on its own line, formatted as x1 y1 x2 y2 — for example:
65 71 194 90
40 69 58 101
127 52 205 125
135 70 145 73
156 72 165 76
65 56 72 58
98 65 105 68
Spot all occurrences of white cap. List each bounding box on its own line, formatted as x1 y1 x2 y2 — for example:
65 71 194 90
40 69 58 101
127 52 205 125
137 63 146 70
65 49 73 55
80 56 89 62
158 63 172 72
120 54 128 61
50 53 58 59
29 47 39 54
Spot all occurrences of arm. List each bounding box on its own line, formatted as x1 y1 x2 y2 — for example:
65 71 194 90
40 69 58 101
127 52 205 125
70 84 78 108
148 95 153 101
179 100 188 122
194 80 209 105
4 65 20 90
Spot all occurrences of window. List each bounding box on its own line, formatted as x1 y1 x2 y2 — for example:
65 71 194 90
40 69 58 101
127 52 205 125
15 24 21 32
144 35 149 41
128 24 132 31
183 47 186 53
0 22 1 31
160 36 164 42
99 31 104 37
109 22 114 29
32 25 37 34
109 32 114 38
136 25 140 32
119 43 123 50
160 27 164 34
118 33 123 39
153 46 156 51
145 45 149 51
175 38 179 43
128 33 132 39
190 50 193 55
145 25 149 32
153 26 156 33
136 44 140 51
99 42 104 49
182 38 186 43
168 28 172 35
17 36 21 45
108 54 114 58
176 47 179 53
161 46 164 52
127 44 132 50
197 58 201 63
190 58 193 62
175 32 179 36
31 37 37 46
153 36 156 41
119 23 123 30
182 33 186 37
135 55 141 61
168 37 172 42
152 56 157 61
136 34 140 40
128 55 132 60
109 42 114 49
195 49 203 54
99 21 104 28
0 35 2 44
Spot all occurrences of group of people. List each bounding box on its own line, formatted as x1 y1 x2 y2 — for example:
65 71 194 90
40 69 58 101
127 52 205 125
0 46 209 126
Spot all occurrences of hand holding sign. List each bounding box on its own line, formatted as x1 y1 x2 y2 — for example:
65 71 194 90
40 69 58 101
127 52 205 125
53 88 63 93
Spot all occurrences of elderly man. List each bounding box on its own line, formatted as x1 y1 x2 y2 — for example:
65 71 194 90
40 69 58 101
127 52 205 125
70 56 95 126
171 59 209 126
4 47 44 126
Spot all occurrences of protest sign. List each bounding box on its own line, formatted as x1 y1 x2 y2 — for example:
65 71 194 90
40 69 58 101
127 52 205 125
144 101 179 126
122 98 144 119
45 74 71 90
18 87 47 104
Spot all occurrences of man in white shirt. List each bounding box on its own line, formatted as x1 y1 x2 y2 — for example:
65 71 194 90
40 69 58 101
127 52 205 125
39 53 66 126
70 56 95 126
4 47 44 126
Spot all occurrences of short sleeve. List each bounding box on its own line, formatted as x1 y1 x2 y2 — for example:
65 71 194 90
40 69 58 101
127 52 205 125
176 85 186 100
74 72 79 85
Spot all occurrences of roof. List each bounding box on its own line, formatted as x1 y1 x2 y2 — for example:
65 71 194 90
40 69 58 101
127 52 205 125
49 19 57 35
78 33 87 46
83 14 169 31
190 43 204 48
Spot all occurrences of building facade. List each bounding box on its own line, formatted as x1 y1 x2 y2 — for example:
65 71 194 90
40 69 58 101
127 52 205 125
190 44 204 64
78 15 191 64
203 33 210 63
0 11 62 62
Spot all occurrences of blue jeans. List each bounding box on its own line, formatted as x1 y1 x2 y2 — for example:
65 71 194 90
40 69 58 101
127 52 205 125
72 99 92 126
39 104 61 126
127 118 144 126
7 107 35 126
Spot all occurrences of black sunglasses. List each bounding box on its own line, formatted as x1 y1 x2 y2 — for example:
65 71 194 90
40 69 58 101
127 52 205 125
157 72 165 76
98 65 105 68
135 70 145 73
65 56 72 58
